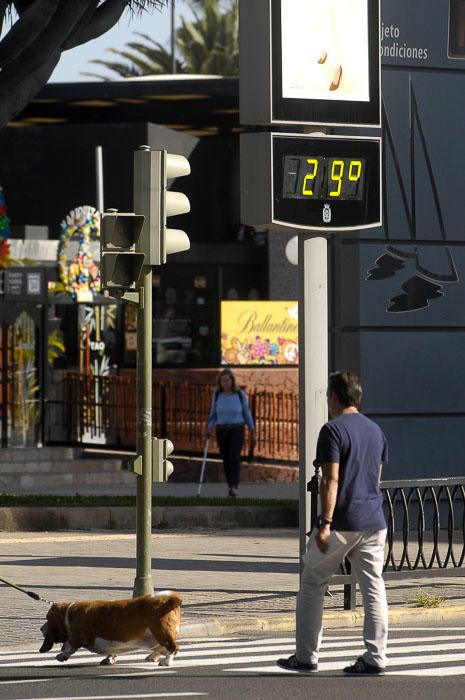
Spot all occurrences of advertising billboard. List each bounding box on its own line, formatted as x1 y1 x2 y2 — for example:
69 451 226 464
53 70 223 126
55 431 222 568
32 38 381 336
239 0 380 127
280 0 370 104
221 301 298 366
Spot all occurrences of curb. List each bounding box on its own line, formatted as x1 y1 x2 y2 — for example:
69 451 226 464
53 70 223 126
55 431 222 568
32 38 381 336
3 606 465 653
181 604 465 638
0 505 298 531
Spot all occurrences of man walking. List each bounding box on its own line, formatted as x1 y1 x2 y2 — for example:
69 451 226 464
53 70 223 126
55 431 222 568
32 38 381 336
278 370 389 675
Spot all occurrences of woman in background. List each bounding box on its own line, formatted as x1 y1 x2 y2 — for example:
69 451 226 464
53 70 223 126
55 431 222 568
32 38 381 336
207 369 256 497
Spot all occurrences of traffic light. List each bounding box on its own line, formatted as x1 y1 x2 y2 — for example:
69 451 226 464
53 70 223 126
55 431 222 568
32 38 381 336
153 437 175 482
134 148 191 266
100 211 145 291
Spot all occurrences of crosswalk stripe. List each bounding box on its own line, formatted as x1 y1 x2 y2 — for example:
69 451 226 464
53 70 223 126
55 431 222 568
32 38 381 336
3 637 465 668
0 679 56 686
391 666 465 677
3 632 465 678
0 694 208 700
388 627 465 632
0 672 177 686
231 651 465 674
3 633 463 665
178 636 238 643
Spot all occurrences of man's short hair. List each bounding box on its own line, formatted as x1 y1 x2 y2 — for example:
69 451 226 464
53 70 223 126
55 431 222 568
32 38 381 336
328 371 362 408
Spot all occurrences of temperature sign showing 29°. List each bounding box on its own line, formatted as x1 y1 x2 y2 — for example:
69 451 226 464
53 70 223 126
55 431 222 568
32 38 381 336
283 155 367 201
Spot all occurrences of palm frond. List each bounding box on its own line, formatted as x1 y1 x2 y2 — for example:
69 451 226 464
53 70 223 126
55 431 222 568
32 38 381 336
87 0 238 77
123 0 168 15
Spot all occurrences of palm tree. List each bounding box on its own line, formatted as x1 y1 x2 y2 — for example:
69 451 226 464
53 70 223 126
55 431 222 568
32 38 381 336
0 1 167 129
84 0 238 79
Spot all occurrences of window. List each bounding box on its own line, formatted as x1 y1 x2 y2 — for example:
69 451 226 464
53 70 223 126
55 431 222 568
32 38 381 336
449 0 465 58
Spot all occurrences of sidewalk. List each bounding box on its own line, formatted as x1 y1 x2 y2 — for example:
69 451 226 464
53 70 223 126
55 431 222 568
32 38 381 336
1 528 465 651
2 480 300 499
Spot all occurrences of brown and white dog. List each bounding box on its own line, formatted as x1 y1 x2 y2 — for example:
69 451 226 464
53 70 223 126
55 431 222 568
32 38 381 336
39 591 182 666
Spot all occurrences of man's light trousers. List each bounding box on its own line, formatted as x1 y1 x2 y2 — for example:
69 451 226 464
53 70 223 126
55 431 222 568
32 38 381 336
296 528 388 668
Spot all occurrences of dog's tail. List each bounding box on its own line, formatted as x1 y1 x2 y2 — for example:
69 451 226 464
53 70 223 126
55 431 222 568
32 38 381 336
152 590 183 617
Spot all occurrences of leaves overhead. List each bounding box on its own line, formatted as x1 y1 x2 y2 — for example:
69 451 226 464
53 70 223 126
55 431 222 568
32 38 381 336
0 1 167 129
84 0 239 80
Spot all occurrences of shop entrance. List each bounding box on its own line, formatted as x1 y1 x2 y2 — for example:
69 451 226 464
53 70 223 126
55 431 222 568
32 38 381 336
0 307 44 448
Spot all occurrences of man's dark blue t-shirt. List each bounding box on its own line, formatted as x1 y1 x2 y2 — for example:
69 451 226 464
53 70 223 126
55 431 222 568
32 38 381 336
316 412 388 531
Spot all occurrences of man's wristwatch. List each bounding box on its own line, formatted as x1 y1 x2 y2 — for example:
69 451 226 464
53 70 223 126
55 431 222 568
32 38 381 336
316 515 332 529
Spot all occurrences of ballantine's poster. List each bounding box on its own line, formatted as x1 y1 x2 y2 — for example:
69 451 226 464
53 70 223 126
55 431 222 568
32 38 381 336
221 301 299 366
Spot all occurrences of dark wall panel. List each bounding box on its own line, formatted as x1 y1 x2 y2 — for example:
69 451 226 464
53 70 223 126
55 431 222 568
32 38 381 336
375 417 465 480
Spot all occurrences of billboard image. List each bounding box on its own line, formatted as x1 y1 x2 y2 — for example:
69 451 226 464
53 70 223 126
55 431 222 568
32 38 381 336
221 301 298 365
281 0 370 103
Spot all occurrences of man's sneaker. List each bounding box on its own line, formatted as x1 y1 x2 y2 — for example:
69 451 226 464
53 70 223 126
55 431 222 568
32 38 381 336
276 654 318 673
343 657 385 676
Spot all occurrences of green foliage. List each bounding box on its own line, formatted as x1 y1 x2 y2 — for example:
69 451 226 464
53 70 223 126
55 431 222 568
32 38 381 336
415 588 445 608
84 0 239 79
47 328 66 366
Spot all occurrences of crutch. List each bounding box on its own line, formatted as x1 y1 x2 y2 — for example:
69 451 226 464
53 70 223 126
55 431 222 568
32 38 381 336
197 438 210 497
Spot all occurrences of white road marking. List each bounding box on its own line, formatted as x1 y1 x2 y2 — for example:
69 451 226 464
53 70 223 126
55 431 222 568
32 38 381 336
388 627 465 632
0 695 207 700
231 652 465 674
0 678 56 686
4 632 465 680
6 639 465 669
391 666 465 677
0 672 177 686
4 633 463 666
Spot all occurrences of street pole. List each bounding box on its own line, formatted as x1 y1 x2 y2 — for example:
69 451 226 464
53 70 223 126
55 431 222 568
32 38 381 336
133 146 154 598
298 235 328 564
171 0 176 74
95 145 104 213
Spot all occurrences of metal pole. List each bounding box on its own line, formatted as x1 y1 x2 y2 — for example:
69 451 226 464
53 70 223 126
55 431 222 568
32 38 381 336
171 0 176 74
298 235 328 566
133 147 154 598
95 146 104 213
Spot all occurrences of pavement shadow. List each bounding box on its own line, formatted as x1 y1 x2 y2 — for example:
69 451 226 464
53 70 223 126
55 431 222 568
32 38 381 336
2 556 298 574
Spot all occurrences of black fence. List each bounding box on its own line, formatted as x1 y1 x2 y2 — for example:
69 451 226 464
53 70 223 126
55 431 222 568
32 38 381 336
308 469 465 610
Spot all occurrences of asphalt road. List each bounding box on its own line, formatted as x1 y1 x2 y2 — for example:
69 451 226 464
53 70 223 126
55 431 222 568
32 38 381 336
2 623 465 700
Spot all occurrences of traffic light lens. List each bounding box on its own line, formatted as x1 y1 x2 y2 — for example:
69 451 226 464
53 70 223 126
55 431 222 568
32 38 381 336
102 253 144 288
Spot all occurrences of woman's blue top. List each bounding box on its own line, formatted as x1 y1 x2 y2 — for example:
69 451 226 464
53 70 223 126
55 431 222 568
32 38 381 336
207 390 255 431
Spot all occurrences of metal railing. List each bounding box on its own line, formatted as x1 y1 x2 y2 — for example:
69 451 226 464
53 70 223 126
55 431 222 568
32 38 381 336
52 372 299 462
308 466 465 609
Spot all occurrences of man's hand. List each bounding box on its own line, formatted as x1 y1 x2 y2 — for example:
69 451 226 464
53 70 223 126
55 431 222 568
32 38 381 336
315 524 331 553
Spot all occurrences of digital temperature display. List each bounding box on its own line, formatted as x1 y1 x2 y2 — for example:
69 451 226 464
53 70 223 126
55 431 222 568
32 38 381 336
283 155 366 201
240 132 381 231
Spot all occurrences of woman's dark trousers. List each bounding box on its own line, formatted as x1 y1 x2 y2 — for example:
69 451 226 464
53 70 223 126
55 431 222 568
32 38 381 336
216 425 245 488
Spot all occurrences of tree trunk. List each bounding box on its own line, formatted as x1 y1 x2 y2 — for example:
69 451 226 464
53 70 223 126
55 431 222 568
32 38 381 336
0 0 166 129
64 0 128 51
0 1 96 127
0 51 60 127
0 0 61 68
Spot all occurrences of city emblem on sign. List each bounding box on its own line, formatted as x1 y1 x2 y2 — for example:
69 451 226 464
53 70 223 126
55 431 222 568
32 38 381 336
322 204 332 224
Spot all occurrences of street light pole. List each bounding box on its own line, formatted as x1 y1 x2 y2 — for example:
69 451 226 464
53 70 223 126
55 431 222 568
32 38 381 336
298 235 328 564
171 0 176 74
133 146 154 598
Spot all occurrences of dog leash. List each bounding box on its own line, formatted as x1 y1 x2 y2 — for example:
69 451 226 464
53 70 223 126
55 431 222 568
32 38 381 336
0 576 51 605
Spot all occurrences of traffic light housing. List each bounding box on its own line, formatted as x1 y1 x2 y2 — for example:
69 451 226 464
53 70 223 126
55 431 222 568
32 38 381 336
134 148 191 266
153 437 175 482
100 212 145 291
